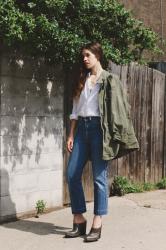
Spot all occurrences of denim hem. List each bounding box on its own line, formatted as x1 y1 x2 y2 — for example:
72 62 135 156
94 210 108 215
72 209 87 214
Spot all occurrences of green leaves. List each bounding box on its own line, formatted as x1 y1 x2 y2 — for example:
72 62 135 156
111 176 158 196
156 178 166 189
0 0 162 66
35 199 46 215
27 2 36 8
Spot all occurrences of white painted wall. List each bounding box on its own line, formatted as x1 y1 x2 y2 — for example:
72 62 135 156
0 52 64 222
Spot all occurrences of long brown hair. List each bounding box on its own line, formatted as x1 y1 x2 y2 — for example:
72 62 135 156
72 42 103 99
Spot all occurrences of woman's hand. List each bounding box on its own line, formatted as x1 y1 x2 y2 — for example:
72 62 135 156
67 135 74 152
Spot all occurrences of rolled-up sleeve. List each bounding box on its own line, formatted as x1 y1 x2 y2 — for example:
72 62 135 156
69 98 78 120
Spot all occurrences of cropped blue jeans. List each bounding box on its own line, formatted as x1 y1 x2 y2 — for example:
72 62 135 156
66 116 109 215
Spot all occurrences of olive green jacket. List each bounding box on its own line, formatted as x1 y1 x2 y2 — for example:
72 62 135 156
97 69 139 160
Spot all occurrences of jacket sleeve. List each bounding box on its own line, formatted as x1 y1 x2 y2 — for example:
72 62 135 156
107 74 131 144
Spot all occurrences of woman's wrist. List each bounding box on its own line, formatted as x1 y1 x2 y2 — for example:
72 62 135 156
68 133 74 139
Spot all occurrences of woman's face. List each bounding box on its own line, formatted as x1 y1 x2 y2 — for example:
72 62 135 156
82 49 99 69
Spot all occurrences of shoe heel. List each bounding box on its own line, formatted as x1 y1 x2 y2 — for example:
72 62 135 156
79 220 87 235
99 225 102 238
65 220 87 238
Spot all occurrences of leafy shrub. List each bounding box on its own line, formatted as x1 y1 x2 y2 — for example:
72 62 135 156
126 182 144 193
143 182 157 191
111 175 129 196
111 176 143 196
111 176 159 196
0 0 162 66
156 178 166 189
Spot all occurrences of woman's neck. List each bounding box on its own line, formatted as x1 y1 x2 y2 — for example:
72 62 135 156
90 62 103 76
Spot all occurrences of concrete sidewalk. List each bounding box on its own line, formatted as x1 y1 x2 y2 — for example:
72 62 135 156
0 190 166 250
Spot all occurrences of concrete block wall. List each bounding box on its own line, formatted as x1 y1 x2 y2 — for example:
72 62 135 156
0 52 64 222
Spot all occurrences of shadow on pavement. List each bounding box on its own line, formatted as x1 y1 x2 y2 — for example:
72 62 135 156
2 220 71 236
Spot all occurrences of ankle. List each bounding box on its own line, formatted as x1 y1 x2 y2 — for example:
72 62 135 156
73 214 86 223
92 215 102 228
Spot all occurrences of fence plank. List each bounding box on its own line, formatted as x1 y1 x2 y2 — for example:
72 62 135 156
145 67 153 182
164 77 166 177
151 70 165 182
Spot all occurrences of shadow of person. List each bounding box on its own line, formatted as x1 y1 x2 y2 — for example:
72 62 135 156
2 219 71 236
0 168 17 223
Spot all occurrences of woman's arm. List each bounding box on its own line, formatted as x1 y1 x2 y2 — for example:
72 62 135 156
67 119 77 152
67 98 78 152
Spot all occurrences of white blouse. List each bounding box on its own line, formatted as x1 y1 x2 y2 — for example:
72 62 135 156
69 73 101 120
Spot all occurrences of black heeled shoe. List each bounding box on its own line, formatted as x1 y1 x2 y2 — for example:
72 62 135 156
84 225 102 242
65 220 87 238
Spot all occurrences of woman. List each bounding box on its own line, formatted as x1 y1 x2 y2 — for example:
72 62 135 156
65 42 139 242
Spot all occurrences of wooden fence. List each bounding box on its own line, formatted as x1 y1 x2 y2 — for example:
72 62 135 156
63 63 166 204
